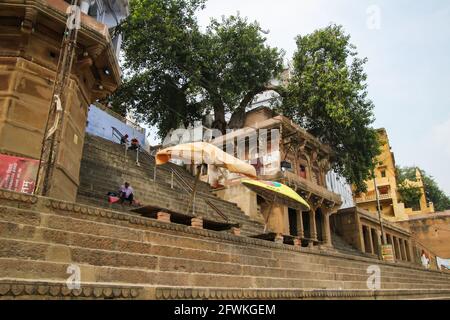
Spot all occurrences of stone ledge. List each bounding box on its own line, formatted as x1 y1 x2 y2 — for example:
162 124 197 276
0 189 38 204
155 287 450 300
0 279 143 299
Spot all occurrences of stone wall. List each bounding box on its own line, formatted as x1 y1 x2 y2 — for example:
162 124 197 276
2 188 450 300
0 0 121 201
397 212 450 258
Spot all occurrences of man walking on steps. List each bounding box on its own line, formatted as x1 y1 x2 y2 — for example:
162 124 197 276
119 182 134 206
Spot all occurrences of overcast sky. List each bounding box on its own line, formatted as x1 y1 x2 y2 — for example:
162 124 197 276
197 0 450 195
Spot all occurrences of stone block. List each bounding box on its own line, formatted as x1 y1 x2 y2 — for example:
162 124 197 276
274 234 284 244
191 218 203 229
230 227 241 236
157 212 171 223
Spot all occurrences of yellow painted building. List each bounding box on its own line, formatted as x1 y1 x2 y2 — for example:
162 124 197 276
354 128 434 221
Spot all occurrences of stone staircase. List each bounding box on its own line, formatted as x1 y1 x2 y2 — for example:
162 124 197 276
77 135 265 236
1 189 450 300
331 232 371 258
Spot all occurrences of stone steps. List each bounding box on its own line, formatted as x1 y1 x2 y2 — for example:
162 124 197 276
2 190 450 299
1 203 450 287
2 254 449 292
82 137 212 193
79 136 264 235
0 202 446 279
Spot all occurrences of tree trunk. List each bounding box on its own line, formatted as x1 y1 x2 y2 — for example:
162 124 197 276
212 104 227 134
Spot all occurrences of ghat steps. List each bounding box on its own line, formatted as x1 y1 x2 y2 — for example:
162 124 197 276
1 190 450 300
77 135 265 236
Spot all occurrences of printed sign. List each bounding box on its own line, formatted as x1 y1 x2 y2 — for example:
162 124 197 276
0 154 39 194
381 244 395 263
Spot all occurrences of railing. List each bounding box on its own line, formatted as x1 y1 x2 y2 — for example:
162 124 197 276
355 193 393 203
205 199 229 222
282 170 342 204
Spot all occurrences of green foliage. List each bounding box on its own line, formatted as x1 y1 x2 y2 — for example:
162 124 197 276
112 0 284 137
397 166 450 211
280 24 380 191
397 182 422 210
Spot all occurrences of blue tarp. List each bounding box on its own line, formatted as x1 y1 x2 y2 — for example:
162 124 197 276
86 105 146 147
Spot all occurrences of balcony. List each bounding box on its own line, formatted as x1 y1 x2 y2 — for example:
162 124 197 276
355 192 393 204
281 170 342 206
375 177 391 187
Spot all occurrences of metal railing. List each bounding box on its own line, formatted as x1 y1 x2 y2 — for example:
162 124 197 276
110 126 229 220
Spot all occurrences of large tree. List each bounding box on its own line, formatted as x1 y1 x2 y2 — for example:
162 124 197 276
112 0 284 136
397 166 450 212
280 24 380 191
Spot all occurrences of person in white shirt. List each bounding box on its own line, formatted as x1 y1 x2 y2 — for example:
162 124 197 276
119 182 134 205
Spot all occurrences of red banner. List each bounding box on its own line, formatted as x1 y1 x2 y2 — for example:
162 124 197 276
0 154 39 194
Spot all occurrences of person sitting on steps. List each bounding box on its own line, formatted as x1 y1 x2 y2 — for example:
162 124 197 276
119 182 134 206
120 134 129 145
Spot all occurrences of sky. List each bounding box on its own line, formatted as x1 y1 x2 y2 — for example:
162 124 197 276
196 0 450 195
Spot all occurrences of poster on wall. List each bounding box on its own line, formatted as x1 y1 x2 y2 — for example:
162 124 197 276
0 154 39 194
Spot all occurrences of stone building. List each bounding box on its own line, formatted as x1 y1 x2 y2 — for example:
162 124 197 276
354 128 434 221
210 107 342 247
333 207 414 261
0 0 127 201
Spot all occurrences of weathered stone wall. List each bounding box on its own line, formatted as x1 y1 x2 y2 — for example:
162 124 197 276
398 213 450 258
1 188 450 300
0 0 121 201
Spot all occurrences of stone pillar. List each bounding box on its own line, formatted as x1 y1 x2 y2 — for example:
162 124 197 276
264 203 285 235
367 227 374 255
309 209 318 242
355 214 366 253
321 210 332 247
400 239 407 262
405 240 413 262
274 234 284 244
157 212 171 223
394 237 402 261
230 227 241 236
297 210 304 239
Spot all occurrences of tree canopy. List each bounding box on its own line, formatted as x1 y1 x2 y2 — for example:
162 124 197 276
112 0 284 136
112 2 380 190
397 166 450 212
280 25 380 191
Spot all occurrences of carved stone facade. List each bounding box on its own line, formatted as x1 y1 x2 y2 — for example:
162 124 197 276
212 107 343 248
354 129 435 221
333 207 416 262
0 0 122 201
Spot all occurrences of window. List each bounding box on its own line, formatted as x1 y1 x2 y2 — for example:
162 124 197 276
378 186 389 195
381 170 386 178
299 165 307 179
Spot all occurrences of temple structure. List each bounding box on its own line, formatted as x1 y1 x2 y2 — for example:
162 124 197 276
354 128 434 221
203 107 342 247
0 0 127 201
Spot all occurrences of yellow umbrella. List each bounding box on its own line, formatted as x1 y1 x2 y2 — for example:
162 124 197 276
242 180 310 232
156 142 257 178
